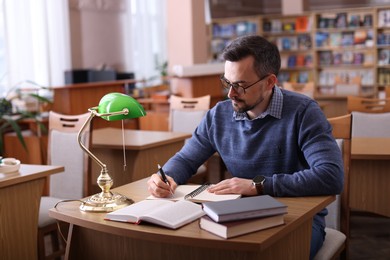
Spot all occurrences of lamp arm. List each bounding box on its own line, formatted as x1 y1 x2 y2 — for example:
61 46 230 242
77 112 107 171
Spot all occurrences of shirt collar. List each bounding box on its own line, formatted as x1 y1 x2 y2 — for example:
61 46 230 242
233 86 283 121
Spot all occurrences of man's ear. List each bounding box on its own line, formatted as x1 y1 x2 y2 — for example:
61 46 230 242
266 74 277 89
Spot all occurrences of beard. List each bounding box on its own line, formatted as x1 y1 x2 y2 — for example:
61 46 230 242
231 95 265 113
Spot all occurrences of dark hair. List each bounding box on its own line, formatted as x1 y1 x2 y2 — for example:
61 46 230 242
222 35 281 77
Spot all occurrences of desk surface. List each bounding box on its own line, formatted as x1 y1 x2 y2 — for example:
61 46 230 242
92 127 191 150
50 178 334 256
0 164 64 188
351 137 390 160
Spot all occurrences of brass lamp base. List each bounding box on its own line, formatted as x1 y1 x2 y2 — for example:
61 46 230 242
80 191 134 212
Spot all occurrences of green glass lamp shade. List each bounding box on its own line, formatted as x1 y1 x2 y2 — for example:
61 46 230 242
98 92 146 121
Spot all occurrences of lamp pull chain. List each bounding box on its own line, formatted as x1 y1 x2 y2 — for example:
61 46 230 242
122 120 127 172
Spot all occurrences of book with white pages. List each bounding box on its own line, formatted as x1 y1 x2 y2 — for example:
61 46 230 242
105 199 205 229
199 214 285 239
146 184 241 203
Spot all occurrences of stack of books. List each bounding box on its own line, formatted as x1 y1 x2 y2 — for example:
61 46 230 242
199 195 287 239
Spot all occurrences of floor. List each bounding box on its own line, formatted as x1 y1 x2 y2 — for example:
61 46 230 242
348 211 390 260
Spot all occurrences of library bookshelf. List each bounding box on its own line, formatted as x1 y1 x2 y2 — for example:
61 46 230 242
209 6 390 109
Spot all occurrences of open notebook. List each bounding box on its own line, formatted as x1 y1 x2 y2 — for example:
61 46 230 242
147 184 241 203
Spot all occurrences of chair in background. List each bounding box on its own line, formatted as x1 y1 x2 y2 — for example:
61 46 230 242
169 95 211 184
314 114 352 260
350 111 390 138
282 82 315 98
37 111 91 260
334 75 361 96
347 95 390 113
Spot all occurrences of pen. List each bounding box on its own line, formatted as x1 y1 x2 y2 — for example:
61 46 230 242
157 164 173 195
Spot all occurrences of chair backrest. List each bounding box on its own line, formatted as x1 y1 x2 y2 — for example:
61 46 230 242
326 114 351 238
47 111 91 199
169 95 211 133
282 82 314 98
351 111 390 137
347 95 390 113
334 75 361 96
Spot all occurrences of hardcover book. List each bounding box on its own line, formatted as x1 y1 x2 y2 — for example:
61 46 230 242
202 195 287 223
199 214 285 239
105 199 205 229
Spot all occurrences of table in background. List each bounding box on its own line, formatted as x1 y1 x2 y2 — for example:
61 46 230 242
0 164 64 260
90 128 190 193
350 137 390 217
49 178 334 260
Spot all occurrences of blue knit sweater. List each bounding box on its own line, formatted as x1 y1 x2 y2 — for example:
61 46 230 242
164 86 344 224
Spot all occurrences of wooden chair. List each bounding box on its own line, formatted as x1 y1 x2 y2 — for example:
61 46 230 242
38 111 91 260
282 82 314 98
334 76 361 96
314 114 351 260
169 95 211 183
347 95 390 113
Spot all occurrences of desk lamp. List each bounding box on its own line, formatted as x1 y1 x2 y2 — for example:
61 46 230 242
77 92 146 212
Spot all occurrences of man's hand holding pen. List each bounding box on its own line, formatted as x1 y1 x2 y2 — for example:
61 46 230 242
147 164 177 197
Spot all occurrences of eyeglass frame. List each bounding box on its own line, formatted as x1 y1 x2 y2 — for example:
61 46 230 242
220 74 271 95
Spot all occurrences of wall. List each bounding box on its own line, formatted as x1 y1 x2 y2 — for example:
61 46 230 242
166 0 208 73
69 0 129 71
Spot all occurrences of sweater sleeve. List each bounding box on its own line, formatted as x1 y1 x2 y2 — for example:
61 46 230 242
161 111 216 184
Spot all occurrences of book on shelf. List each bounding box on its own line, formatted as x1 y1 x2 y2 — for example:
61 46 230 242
281 37 297 51
287 55 297 67
378 49 390 65
341 32 354 46
297 34 311 50
329 32 342 47
363 14 373 27
202 195 287 223
315 32 329 47
319 51 333 66
333 52 342 65
378 10 390 28
304 54 313 67
353 53 364 65
199 214 285 239
298 71 309 83
342 51 354 64
295 16 309 32
105 199 205 229
335 13 347 28
354 30 368 46
296 54 305 67
282 22 294 32
348 14 361 27
147 184 241 203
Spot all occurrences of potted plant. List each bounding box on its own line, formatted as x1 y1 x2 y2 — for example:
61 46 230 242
0 83 52 154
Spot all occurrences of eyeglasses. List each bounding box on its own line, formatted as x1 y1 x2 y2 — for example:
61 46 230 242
220 74 270 95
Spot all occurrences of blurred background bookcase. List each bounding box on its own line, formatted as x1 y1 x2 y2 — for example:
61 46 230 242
209 6 390 116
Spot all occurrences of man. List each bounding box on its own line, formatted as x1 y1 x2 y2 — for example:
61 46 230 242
147 35 344 259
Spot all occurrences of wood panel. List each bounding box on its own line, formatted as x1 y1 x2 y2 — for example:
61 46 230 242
349 160 390 217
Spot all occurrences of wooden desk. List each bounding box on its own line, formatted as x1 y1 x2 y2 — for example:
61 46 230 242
49 178 334 260
0 164 64 260
350 138 390 217
90 128 191 193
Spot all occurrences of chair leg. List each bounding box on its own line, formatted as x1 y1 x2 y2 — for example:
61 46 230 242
38 222 66 260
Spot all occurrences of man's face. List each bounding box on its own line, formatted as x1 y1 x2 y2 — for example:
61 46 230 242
223 56 274 117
